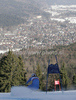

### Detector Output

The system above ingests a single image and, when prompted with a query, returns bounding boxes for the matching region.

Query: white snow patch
[51,18,65,22]
[51,5,76,10]
[0,48,21,54]
[65,17,76,23]
[50,17,76,24]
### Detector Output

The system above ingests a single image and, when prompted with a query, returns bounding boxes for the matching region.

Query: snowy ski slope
[0,86,76,100]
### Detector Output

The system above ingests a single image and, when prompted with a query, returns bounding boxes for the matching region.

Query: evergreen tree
[60,63,70,90]
[0,50,26,92]
[72,74,76,89]
[35,64,44,90]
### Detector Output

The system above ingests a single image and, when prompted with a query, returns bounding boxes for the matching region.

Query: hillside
[15,42,76,78]
[15,0,76,5]
[0,0,49,27]
[45,0,76,5]
[1,0,76,27]
[0,42,76,91]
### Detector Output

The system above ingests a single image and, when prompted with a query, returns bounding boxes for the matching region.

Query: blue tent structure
[46,55,63,93]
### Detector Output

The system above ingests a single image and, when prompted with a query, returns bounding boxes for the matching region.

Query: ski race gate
[46,55,63,93]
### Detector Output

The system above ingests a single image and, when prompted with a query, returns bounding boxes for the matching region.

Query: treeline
[19,42,76,78]
[0,49,76,92]
[0,50,26,92]
[18,42,76,90]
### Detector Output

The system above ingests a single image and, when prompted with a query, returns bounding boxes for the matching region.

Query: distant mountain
[44,0,76,5]
[0,0,49,27]
[15,0,76,5]
[0,0,76,16]
[0,0,76,27]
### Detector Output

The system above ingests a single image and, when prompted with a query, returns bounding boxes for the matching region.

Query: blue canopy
[48,63,60,74]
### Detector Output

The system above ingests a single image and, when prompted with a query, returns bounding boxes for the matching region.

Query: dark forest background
[0,42,76,92]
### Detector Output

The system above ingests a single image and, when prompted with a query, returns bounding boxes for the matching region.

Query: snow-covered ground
[0,86,76,100]
[0,48,21,54]
[44,5,76,23]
